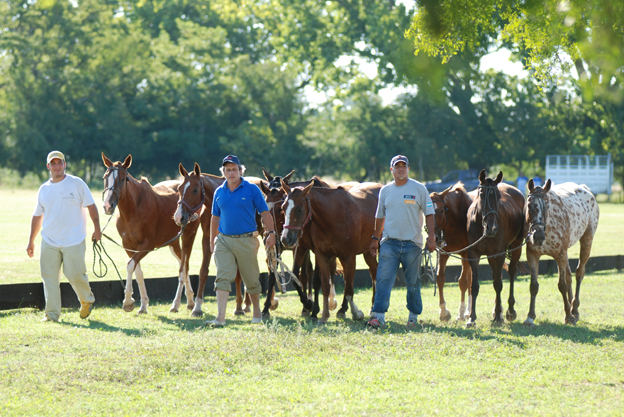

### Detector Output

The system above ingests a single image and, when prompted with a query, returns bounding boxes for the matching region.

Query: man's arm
[425,214,436,252]
[210,215,220,254]
[27,215,43,258]
[369,217,385,256]
[259,211,276,249]
[87,204,101,242]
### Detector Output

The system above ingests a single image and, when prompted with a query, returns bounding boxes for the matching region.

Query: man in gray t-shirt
[367,155,436,330]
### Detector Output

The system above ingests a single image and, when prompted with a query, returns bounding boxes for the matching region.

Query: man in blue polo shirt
[207,154,276,327]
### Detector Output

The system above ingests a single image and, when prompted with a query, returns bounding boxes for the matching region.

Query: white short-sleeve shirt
[33,174,95,247]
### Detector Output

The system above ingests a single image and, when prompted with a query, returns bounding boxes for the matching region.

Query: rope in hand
[421,248,438,296]
[92,238,125,289]
[265,243,303,291]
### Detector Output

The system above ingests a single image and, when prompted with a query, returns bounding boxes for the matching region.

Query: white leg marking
[134,263,149,314]
[123,259,136,311]
[348,296,364,320]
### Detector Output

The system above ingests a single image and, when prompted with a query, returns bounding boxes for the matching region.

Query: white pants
[40,240,95,320]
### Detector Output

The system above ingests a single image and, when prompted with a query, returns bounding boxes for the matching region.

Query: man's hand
[26,241,35,258]
[369,239,379,256]
[264,232,276,249]
[92,229,102,242]
[426,234,436,252]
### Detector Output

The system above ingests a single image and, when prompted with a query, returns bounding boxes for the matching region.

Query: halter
[102,167,126,208]
[478,184,499,224]
[177,178,206,218]
[526,191,547,237]
[283,197,312,232]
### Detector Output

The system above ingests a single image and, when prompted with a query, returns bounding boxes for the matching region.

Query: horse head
[174,162,204,226]
[260,169,295,236]
[101,152,132,215]
[526,178,552,245]
[430,185,452,247]
[280,179,314,249]
[477,169,503,238]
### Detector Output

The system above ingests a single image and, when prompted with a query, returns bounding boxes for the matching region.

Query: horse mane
[450,181,467,193]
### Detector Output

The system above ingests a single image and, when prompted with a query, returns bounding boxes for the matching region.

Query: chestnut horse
[259,169,337,316]
[101,153,200,314]
[280,181,382,323]
[174,162,267,317]
[430,182,477,321]
[466,170,525,327]
[524,179,599,325]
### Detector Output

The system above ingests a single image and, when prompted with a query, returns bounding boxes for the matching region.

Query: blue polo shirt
[212,178,269,235]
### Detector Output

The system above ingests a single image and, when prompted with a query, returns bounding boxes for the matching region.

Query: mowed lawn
[1,271,623,416]
[1,188,623,416]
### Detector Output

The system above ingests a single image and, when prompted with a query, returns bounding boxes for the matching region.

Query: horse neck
[117,174,153,219]
[445,191,472,231]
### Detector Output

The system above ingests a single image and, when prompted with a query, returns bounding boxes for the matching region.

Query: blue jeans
[372,239,423,316]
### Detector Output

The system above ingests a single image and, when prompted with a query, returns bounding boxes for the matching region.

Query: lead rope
[421,248,438,296]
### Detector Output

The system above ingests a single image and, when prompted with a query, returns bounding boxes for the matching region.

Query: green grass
[1,271,623,416]
[2,188,622,284]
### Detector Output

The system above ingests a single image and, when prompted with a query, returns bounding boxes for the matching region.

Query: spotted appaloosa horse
[466,170,525,327]
[430,183,477,321]
[524,179,599,325]
[280,180,381,323]
[101,153,200,314]
[174,162,265,317]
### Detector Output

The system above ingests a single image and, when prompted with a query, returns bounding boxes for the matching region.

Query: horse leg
[572,232,594,323]
[180,224,199,311]
[262,271,276,320]
[556,254,575,324]
[191,231,211,317]
[311,262,322,321]
[437,254,451,321]
[457,256,472,321]
[505,243,521,322]
[524,248,540,326]
[362,251,378,312]
[466,254,480,327]
[234,271,246,315]
[123,256,138,312]
[328,257,337,311]
[488,255,505,325]
[134,262,149,314]
[316,255,332,324]
[169,244,185,313]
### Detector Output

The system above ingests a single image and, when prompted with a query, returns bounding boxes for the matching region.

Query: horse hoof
[270,299,279,311]
[523,318,535,326]
[186,302,195,311]
[138,309,148,315]
[169,306,179,313]
[440,309,451,322]
[466,320,476,328]
[243,306,251,314]
[506,309,517,322]
[123,302,135,312]
[191,309,203,318]
[491,318,503,327]
[234,309,245,316]
[336,310,346,319]
[262,311,271,321]
[301,308,311,317]
[352,310,364,321]
[329,300,337,311]
[565,316,577,325]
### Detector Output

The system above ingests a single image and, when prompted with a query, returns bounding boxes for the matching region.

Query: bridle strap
[178,178,205,215]
[479,185,498,221]
[283,197,312,231]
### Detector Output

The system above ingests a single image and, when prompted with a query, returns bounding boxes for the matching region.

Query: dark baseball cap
[222,154,241,166]
[390,154,409,167]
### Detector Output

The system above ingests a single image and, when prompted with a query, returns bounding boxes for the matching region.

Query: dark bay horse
[174,162,266,317]
[259,169,337,317]
[466,170,525,327]
[430,182,477,321]
[101,153,200,314]
[280,180,382,323]
[524,179,599,325]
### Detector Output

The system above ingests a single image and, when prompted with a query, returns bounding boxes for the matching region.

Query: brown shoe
[80,301,94,319]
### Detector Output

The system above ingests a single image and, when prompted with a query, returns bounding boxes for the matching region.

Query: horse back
[548,183,599,247]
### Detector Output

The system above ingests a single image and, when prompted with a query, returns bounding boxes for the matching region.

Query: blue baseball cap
[390,154,409,168]
[222,154,241,166]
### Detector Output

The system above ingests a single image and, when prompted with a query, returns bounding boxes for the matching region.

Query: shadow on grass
[58,319,143,336]
[507,320,624,344]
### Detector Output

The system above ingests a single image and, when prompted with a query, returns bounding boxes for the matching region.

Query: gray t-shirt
[375,178,434,247]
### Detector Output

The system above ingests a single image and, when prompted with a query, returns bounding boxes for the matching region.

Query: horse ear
[302,180,314,196]
[440,184,453,196]
[123,154,132,169]
[528,179,535,193]
[544,179,552,192]
[193,162,201,176]
[262,168,273,181]
[495,171,503,184]
[280,179,291,194]
[101,152,112,168]
[260,180,270,195]
[283,169,296,183]
[479,169,486,183]
[179,163,188,177]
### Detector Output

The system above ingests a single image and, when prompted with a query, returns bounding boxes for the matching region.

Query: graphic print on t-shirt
[403,194,416,205]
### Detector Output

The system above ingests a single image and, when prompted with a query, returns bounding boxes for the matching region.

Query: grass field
[1,188,623,286]
[1,271,623,416]
[1,187,623,416]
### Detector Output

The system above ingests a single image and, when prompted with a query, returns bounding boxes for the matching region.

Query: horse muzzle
[103,202,117,216]
[280,229,299,249]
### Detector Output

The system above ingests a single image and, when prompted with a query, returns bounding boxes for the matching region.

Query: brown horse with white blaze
[524,179,599,325]
[466,170,525,327]
[280,180,382,323]
[430,182,477,321]
[101,153,200,314]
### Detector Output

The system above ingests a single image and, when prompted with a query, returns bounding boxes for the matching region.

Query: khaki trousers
[40,240,95,320]
[214,234,261,294]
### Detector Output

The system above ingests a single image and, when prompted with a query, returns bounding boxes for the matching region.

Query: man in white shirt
[367,155,436,330]
[26,150,101,322]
